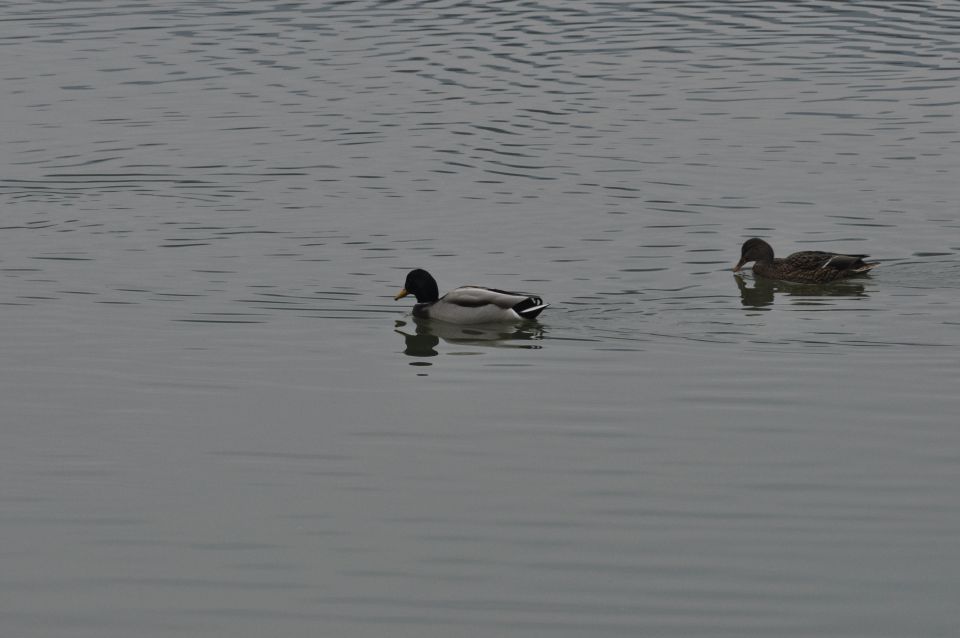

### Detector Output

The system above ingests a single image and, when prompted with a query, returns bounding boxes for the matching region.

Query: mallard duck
[394,268,548,324]
[733,238,878,284]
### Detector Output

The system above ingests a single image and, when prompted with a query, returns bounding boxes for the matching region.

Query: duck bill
[732,258,747,273]
[394,288,409,301]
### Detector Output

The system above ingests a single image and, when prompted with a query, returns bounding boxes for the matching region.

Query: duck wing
[784,250,875,272]
[445,286,535,309]
[428,286,548,323]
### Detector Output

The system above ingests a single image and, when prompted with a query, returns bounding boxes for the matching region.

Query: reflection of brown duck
[734,274,776,308]
[735,273,869,309]
[733,238,878,284]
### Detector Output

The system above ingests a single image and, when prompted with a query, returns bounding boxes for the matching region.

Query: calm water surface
[2,2,959,636]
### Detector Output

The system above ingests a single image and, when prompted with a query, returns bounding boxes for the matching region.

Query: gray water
[2,1,959,636]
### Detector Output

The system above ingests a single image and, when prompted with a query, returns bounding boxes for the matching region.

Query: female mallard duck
[733,238,878,284]
[394,268,548,324]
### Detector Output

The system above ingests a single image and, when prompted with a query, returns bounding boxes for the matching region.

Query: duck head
[394,268,440,303]
[733,238,775,272]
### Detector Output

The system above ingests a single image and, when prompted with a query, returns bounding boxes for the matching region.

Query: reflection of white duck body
[394,269,548,325]
[396,318,544,347]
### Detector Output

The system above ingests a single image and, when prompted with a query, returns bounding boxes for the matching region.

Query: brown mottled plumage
[733,238,878,284]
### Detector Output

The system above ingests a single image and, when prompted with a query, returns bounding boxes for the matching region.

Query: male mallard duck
[733,238,878,284]
[394,268,548,324]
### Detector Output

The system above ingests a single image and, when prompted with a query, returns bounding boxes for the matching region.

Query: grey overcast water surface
[2,2,959,636]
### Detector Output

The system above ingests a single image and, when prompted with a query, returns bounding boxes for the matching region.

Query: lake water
[2,1,959,636]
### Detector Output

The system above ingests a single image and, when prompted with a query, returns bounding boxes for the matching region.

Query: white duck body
[422,286,546,324]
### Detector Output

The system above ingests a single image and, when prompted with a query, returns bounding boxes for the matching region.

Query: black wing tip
[514,297,549,319]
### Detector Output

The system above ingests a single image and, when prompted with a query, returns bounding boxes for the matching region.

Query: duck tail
[824,254,879,274]
[514,297,549,320]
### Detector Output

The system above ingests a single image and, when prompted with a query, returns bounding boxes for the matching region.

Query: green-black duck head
[394,268,440,303]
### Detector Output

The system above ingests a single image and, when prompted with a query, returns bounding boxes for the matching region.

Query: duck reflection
[395,317,544,359]
[735,274,869,309]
